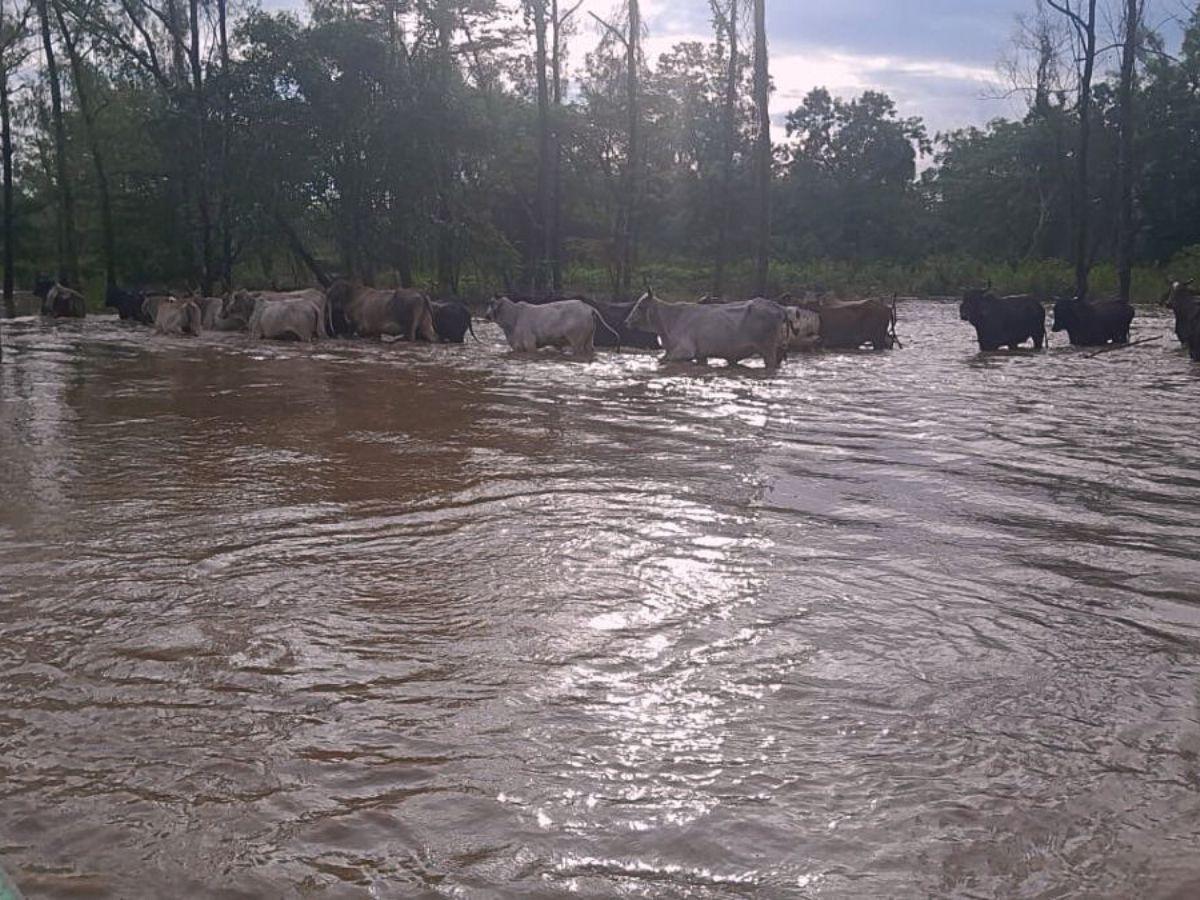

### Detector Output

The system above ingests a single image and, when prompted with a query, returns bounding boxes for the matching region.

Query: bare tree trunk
[713,0,738,298]
[55,1,116,291]
[433,2,456,295]
[550,0,564,291]
[275,210,331,288]
[36,0,78,287]
[217,0,232,291]
[1116,0,1141,303]
[752,0,769,296]
[187,0,212,295]
[1049,0,1097,300]
[2,72,15,316]
[618,0,639,299]
[532,0,551,291]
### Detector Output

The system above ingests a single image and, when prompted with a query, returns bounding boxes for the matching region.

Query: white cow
[487,296,619,356]
[248,295,326,342]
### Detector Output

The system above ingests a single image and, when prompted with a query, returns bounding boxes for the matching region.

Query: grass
[554,255,1187,305]
[59,247,1200,311]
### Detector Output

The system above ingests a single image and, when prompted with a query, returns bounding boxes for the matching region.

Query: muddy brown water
[1,304,1199,899]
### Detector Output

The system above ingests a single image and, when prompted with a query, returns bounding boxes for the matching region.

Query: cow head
[959,288,992,323]
[33,277,55,300]
[182,300,203,336]
[223,290,258,324]
[1162,279,1195,310]
[1051,296,1082,333]
[485,294,511,323]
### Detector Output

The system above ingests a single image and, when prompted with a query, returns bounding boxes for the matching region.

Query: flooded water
[2,303,1199,899]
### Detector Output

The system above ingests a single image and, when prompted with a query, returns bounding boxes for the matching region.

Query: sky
[597,0,1027,137]
[265,0,1192,140]
[563,0,1189,139]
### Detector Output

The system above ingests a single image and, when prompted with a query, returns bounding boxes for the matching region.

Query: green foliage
[3,1,1200,303]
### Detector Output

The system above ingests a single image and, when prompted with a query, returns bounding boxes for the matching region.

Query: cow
[326,280,436,341]
[780,306,821,354]
[34,280,86,318]
[794,297,896,350]
[486,295,620,356]
[194,296,233,330]
[224,289,330,337]
[429,300,477,344]
[153,297,203,336]
[959,289,1046,351]
[105,285,148,321]
[140,292,177,325]
[585,298,660,349]
[248,295,325,341]
[1051,296,1134,346]
[624,293,787,373]
[1162,280,1200,355]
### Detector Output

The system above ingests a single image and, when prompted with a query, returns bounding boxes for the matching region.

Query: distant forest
[0,0,1198,304]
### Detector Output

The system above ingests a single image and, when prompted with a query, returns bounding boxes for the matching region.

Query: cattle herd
[23,276,1200,368]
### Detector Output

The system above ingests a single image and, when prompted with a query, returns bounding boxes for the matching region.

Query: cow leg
[762,347,780,374]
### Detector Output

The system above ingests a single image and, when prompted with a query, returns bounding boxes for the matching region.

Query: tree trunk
[217,0,233,291]
[713,0,738,298]
[752,0,770,296]
[187,0,212,295]
[618,0,640,299]
[275,211,332,288]
[55,1,116,291]
[550,0,564,291]
[2,72,15,317]
[1050,0,1098,300]
[533,0,552,291]
[1116,0,1140,303]
[36,0,78,287]
[433,3,456,295]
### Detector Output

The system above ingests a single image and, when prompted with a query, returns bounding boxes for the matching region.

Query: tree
[1047,0,1099,299]
[780,88,930,260]
[1115,0,1144,301]
[36,0,78,286]
[54,0,116,291]
[0,0,30,316]
[527,0,552,291]
[712,0,740,297]
[621,0,640,298]
[751,0,769,295]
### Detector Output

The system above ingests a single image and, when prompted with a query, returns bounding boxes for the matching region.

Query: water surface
[1,305,1199,898]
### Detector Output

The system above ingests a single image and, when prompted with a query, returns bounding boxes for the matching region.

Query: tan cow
[153,297,204,336]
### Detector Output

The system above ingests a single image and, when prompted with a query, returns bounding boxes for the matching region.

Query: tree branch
[588,11,626,48]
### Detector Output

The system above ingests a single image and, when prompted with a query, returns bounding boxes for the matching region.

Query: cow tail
[594,310,621,352]
[467,314,480,342]
[889,294,903,350]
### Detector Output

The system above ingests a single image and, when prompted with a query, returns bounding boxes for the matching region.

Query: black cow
[1051,296,1134,346]
[586,298,659,349]
[429,300,477,343]
[1162,281,1200,356]
[33,278,87,318]
[959,289,1046,351]
[105,285,149,322]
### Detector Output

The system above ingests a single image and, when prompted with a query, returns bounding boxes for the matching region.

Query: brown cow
[795,297,897,350]
[326,280,436,341]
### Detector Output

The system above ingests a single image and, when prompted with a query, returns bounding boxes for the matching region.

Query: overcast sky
[598,0,1027,136]
[267,0,1191,139]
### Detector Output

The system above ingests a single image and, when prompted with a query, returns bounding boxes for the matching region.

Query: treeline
[0,0,1198,306]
